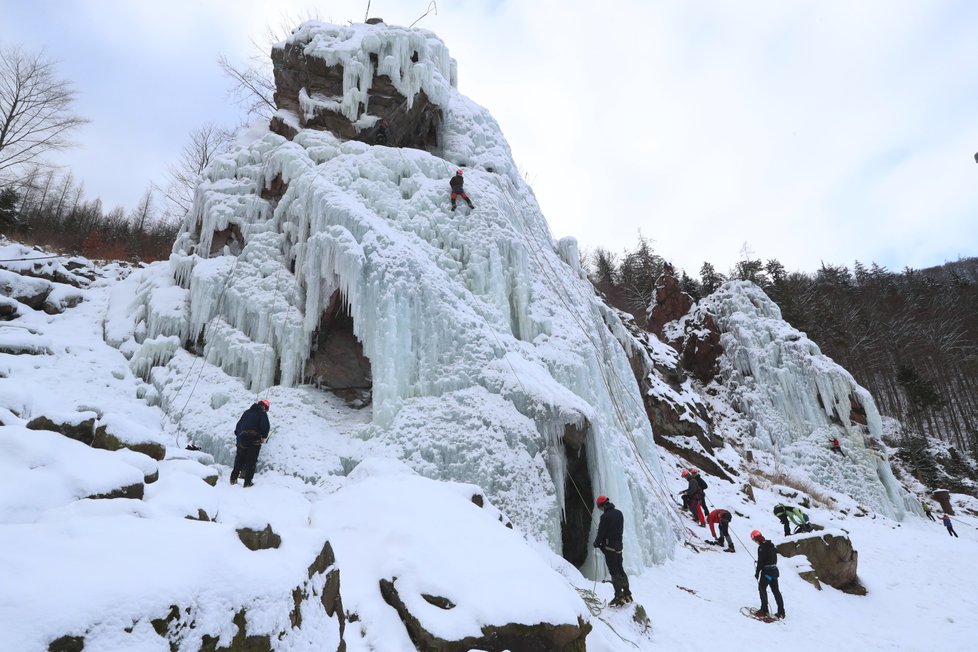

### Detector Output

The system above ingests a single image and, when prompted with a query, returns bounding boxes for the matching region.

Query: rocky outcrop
[561,421,594,566]
[305,290,372,406]
[379,577,590,651]
[236,524,282,551]
[26,415,166,460]
[647,265,693,339]
[776,532,865,595]
[270,30,442,151]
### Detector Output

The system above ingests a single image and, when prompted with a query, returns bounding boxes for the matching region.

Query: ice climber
[682,469,707,526]
[449,168,475,211]
[787,506,813,533]
[230,399,270,488]
[942,514,959,537]
[594,495,632,606]
[773,504,791,536]
[830,437,844,455]
[751,530,785,619]
[707,508,735,552]
[922,502,935,521]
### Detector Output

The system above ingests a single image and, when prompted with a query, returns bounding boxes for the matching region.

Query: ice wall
[129,21,678,568]
[698,281,918,518]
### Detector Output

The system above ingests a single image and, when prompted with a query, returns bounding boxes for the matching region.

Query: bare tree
[158,123,233,221]
[218,10,322,121]
[0,45,89,186]
[218,54,277,121]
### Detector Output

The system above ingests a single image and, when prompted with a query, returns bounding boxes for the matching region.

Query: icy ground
[1,250,975,651]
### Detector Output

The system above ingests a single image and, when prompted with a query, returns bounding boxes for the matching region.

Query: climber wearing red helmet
[231,399,271,488]
[593,495,632,606]
[752,531,785,619]
[449,168,475,212]
[684,469,708,527]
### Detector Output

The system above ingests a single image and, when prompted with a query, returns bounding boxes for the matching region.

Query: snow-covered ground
[1,248,976,651]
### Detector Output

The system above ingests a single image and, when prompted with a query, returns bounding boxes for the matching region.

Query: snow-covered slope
[683,282,918,518]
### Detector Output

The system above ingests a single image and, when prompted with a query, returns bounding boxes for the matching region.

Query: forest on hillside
[589,239,978,468]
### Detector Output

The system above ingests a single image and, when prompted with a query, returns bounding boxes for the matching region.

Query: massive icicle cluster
[111,21,678,567]
[691,282,918,518]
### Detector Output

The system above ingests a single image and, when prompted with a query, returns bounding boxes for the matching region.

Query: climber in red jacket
[707,509,735,552]
[449,169,475,212]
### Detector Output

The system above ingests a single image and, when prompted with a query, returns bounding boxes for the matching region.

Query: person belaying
[594,495,632,606]
[375,119,389,146]
[830,437,845,455]
[230,399,270,488]
[751,530,785,619]
[786,506,813,533]
[682,469,707,526]
[773,504,791,536]
[942,514,959,537]
[449,168,475,212]
[922,502,935,521]
[707,508,735,552]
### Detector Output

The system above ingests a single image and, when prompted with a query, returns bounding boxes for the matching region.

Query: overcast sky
[3,0,977,276]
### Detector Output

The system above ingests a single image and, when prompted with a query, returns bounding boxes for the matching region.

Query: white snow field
[1,239,977,650]
[1,19,976,652]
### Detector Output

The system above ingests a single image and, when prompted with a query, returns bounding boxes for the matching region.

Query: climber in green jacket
[786,506,813,533]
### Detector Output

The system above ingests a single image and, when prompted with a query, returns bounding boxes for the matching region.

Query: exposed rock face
[647,265,693,339]
[236,524,283,551]
[270,31,442,151]
[25,415,166,461]
[776,532,865,595]
[676,312,723,384]
[305,290,372,400]
[561,421,594,566]
[379,577,590,651]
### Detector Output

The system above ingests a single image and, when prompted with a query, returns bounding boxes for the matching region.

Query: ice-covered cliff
[680,281,918,518]
[112,21,680,569]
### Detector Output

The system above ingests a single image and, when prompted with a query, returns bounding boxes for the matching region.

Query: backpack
[696,476,708,490]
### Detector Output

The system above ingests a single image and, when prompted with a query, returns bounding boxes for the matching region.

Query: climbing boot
[756,608,769,617]
[243,481,254,488]
[725,546,736,553]
[775,610,785,619]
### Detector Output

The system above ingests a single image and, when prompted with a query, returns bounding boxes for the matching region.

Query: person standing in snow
[230,399,270,488]
[922,502,935,521]
[682,469,707,526]
[751,530,785,619]
[942,514,959,537]
[594,495,632,606]
[707,508,735,552]
[773,504,792,536]
[449,168,474,212]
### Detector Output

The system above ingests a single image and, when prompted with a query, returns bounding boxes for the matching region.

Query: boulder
[26,415,166,460]
[236,524,282,551]
[379,577,590,651]
[776,532,866,595]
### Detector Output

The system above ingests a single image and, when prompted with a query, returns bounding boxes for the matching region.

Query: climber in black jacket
[594,495,632,606]
[751,530,785,619]
[230,399,270,488]
[449,169,474,212]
